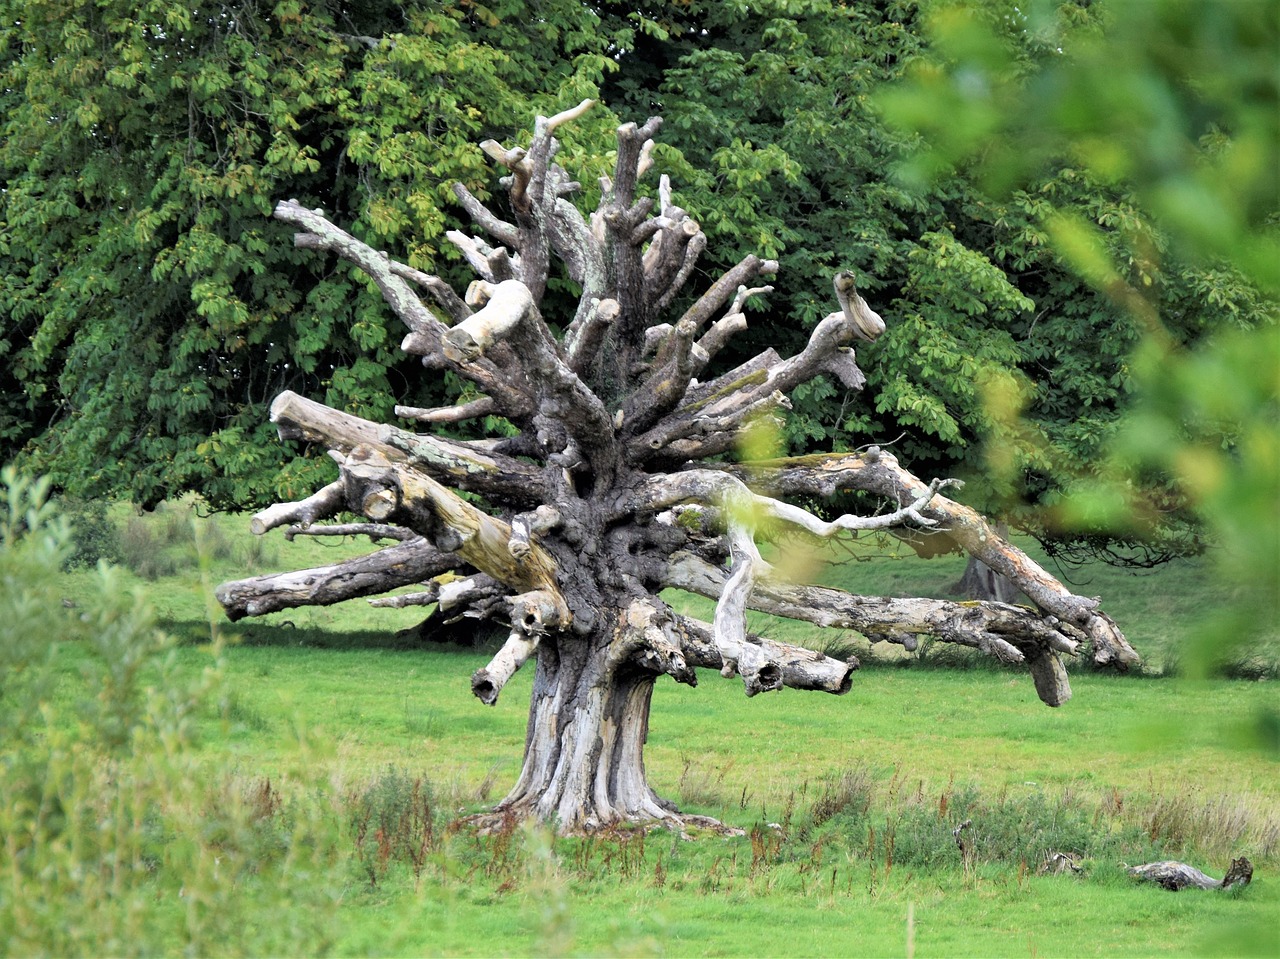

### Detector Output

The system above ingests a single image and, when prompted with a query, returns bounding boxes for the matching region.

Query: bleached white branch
[470,589,565,705]
[395,397,497,425]
[540,98,596,134]
[249,480,345,536]
[472,627,540,706]
[713,516,782,697]
[443,279,534,362]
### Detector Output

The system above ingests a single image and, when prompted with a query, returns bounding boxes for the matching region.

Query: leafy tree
[879,0,1277,656]
[4,0,1267,584]
[0,0,623,507]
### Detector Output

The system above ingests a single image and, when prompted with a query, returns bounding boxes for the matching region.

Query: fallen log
[1128,857,1253,891]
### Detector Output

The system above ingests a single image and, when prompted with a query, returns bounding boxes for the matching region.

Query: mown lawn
[17,501,1279,957]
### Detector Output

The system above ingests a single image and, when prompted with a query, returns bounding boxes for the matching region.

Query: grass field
[4,496,1278,956]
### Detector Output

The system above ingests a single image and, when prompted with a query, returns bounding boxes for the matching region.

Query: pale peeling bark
[723,449,1139,668]
[216,102,1137,833]
[215,539,456,620]
[1129,857,1252,891]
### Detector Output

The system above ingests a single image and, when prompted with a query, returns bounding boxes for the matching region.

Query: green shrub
[0,467,342,955]
[59,496,122,569]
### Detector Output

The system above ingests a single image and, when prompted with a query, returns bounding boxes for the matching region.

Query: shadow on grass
[161,617,489,653]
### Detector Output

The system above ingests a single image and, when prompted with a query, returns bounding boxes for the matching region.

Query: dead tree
[215,102,1139,833]
[1128,857,1253,891]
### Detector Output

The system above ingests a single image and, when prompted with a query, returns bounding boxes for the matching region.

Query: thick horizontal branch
[395,397,497,425]
[675,616,854,695]
[729,449,1139,669]
[628,468,945,696]
[283,522,413,543]
[610,598,698,687]
[215,539,457,621]
[663,551,1075,706]
[368,572,504,613]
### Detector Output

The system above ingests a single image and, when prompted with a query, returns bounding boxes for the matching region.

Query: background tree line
[1,0,1274,598]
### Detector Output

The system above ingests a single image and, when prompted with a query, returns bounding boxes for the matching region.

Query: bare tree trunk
[487,626,674,831]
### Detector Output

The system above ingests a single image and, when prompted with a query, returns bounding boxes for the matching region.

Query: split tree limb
[609,598,698,687]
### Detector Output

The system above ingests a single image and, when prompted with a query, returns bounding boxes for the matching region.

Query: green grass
[24,500,1280,956]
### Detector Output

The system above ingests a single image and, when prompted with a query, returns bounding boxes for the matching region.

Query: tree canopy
[2,0,1273,577]
[1,0,626,506]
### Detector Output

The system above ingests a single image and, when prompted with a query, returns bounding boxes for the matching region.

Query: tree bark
[1128,857,1253,891]
[479,601,692,833]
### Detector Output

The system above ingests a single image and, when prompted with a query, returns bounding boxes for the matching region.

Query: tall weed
[349,766,440,888]
[117,501,235,579]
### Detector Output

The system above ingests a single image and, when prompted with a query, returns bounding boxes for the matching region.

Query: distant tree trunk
[954,523,1021,602]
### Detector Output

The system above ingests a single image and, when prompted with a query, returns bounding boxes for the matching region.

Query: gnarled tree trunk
[215,102,1138,833]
